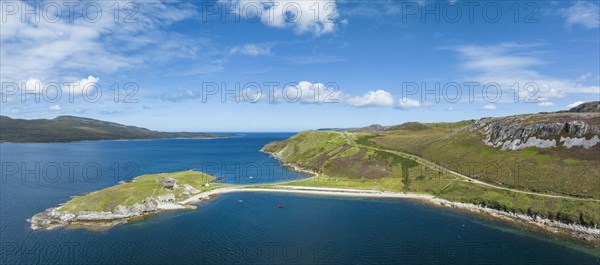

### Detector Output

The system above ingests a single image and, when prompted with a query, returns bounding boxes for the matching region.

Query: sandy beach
[179,186,435,204]
[177,185,600,242]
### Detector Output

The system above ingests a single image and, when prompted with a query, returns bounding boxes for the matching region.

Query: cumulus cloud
[346,90,394,107]
[5,76,99,104]
[65,76,100,95]
[398,98,432,109]
[577,72,593,82]
[567,101,586,109]
[230,44,271,56]
[23,78,44,94]
[218,0,343,36]
[273,81,341,103]
[537,101,555,107]
[243,84,399,108]
[559,1,600,29]
[482,104,497,110]
[49,104,61,111]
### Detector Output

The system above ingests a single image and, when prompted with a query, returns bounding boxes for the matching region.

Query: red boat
[278,204,285,208]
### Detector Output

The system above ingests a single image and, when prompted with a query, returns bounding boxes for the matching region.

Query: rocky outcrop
[471,112,600,150]
[29,195,188,230]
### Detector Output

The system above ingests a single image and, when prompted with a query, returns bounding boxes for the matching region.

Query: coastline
[181,186,600,242]
[29,150,600,245]
[258,148,600,244]
[28,182,600,244]
[1,134,236,144]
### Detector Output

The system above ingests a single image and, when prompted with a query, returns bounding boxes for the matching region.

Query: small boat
[249,176,254,179]
[238,200,243,203]
[278,204,285,208]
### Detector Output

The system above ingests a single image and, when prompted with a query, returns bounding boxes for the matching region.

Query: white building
[157,193,175,203]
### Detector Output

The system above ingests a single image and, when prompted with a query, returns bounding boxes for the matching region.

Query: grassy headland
[57,170,217,214]
[29,170,227,230]
[261,126,600,229]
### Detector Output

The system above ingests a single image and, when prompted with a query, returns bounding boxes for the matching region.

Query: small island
[30,170,222,230]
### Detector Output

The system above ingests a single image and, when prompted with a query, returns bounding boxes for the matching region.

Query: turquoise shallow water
[1,134,598,264]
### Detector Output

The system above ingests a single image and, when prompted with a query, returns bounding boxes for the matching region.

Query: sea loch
[1,134,598,264]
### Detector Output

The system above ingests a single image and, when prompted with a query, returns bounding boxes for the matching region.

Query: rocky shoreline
[261,148,600,243]
[28,184,600,243]
[29,202,195,230]
[29,152,600,244]
[429,198,600,242]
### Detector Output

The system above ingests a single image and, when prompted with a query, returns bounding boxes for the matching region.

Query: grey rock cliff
[471,112,600,150]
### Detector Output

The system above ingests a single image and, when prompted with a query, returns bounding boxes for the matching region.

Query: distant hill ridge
[0,115,227,143]
[320,102,600,141]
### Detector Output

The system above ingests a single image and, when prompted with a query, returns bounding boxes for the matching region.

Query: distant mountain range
[0,115,228,143]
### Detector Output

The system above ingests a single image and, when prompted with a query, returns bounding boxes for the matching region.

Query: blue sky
[1,0,599,131]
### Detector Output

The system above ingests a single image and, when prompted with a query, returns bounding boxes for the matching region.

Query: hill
[0,115,227,143]
[563,101,600,113]
[262,102,600,229]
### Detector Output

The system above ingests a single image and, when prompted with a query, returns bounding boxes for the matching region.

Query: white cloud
[23,78,44,94]
[170,81,396,108]
[7,76,99,104]
[577,72,593,81]
[455,43,544,71]
[65,76,100,95]
[482,104,496,110]
[273,81,341,103]
[218,0,342,36]
[559,1,600,29]
[537,101,555,107]
[10,109,20,114]
[398,98,432,109]
[160,88,201,102]
[451,43,600,101]
[1,1,200,83]
[230,44,271,56]
[49,104,61,111]
[346,90,394,107]
[567,101,586,109]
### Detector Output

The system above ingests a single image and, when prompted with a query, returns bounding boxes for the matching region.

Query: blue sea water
[0,133,598,264]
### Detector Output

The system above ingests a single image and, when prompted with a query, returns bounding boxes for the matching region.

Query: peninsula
[30,170,222,230]
[29,102,600,244]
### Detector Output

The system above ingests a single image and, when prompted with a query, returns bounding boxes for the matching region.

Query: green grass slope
[57,170,216,214]
[263,120,600,227]
[360,118,599,200]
